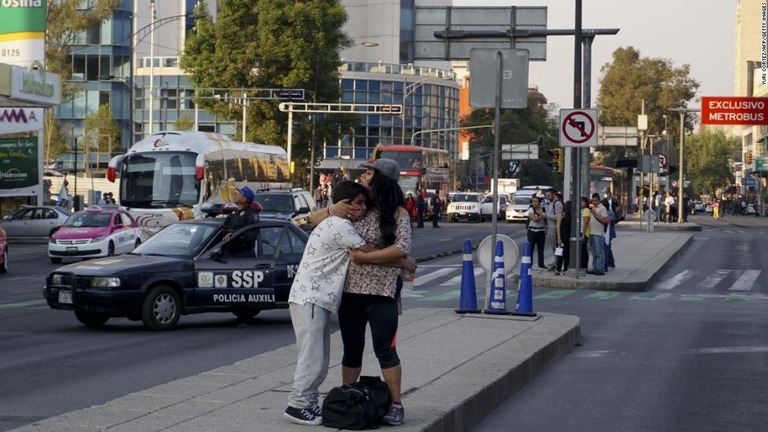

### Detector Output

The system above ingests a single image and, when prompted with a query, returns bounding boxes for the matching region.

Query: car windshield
[452,193,479,202]
[512,197,532,205]
[133,223,221,257]
[254,195,293,212]
[64,213,111,227]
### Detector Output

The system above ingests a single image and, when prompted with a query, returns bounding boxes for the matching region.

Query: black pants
[338,293,400,370]
[432,209,441,227]
[527,229,546,267]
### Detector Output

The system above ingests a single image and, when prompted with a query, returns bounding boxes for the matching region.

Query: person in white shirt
[285,180,415,426]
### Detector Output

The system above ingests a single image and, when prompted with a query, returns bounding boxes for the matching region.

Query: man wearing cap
[223,186,258,243]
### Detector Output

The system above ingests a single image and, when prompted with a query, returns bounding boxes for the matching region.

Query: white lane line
[414,268,455,286]
[658,270,693,290]
[691,346,768,354]
[728,270,761,291]
[698,269,731,289]
[440,267,484,286]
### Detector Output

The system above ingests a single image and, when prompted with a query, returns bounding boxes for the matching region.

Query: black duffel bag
[321,376,392,430]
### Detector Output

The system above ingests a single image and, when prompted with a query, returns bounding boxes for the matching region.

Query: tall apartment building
[56,0,460,174]
[734,0,767,189]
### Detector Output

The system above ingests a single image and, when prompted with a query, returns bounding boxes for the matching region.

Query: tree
[46,0,118,98]
[684,128,740,198]
[44,109,69,163]
[174,114,195,131]
[181,0,354,185]
[596,47,700,165]
[84,104,120,153]
[460,97,560,190]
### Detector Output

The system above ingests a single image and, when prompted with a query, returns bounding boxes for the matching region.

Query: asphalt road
[0,220,527,432]
[472,215,768,432]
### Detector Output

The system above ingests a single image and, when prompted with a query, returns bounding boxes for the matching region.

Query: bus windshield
[119,152,200,208]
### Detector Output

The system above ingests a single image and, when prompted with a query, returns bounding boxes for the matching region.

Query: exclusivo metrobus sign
[701,96,768,125]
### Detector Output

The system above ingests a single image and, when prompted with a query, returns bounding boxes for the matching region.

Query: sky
[452,0,738,110]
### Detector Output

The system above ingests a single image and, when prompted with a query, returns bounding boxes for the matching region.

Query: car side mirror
[209,249,225,263]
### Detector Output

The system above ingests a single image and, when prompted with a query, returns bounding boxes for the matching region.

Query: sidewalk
[13,217,707,432]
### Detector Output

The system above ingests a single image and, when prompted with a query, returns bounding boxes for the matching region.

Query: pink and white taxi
[48,207,146,264]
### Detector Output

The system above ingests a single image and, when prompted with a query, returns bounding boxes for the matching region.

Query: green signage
[755,158,768,173]
[0,138,38,190]
[0,0,46,35]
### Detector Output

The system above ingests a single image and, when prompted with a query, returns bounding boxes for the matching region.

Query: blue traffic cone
[484,240,512,315]
[514,242,537,317]
[456,239,481,314]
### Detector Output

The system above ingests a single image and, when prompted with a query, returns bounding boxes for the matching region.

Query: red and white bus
[371,145,450,197]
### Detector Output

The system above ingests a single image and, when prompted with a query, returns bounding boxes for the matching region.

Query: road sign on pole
[470,49,529,109]
[559,109,598,147]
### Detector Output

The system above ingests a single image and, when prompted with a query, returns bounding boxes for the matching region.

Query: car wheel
[141,286,181,331]
[107,241,115,257]
[50,257,62,264]
[0,245,7,273]
[75,311,109,327]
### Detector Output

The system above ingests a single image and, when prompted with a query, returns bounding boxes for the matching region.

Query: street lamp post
[401,78,431,145]
[133,1,203,137]
[668,107,700,224]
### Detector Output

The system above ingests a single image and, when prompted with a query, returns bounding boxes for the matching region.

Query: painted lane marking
[439,267,484,286]
[658,269,693,290]
[584,291,621,300]
[698,269,731,289]
[630,293,672,301]
[690,346,768,354]
[535,290,577,299]
[0,300,47,310]
[728,270,761,291]
[414,268,456,286]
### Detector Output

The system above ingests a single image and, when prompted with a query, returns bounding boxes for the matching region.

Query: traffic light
[546,148,564,174]
[746,152,753,165]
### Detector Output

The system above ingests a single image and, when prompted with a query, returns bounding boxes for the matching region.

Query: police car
[43,217,308,330]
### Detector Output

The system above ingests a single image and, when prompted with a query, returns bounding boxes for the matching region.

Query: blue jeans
[589,235,606,272]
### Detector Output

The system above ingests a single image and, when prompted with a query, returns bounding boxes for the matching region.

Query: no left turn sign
[559,109,598,147]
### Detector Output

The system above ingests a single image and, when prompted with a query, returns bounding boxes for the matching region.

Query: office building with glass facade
[55,0,459,174]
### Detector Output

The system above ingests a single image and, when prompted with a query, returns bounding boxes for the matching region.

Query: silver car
[0,206,72,239]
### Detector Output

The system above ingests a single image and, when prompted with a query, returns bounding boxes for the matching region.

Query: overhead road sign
[414,6,547,60]
[469,49,529,109]
[701,96,768,125]
[559,109,598,147]
[501,143,537,160]
[278,103,402,114]
[597,125,638,147]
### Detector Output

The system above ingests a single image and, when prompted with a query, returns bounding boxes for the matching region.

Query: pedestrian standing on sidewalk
[284,181,369,426]
[430,193,443,228]
[545,188,563,270]
[318,158,412,426]
[525,196,548,269]
[415,193,425,228]
[579,196,591,272]
[586,193,608,275]
[555,200,572,275]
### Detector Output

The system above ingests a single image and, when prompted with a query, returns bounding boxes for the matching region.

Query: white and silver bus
[108,131,289,233]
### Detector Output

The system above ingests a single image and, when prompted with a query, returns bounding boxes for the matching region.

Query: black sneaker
[308,402,322,417]
[381,402,404,426]
[284,406,321,426]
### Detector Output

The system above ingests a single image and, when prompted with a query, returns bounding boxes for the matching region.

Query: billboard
[0,137,40,197]
[0,0,47,67]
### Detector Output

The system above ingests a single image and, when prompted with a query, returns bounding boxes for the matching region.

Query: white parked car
[446,192,484,222]
[480,194,508,220]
